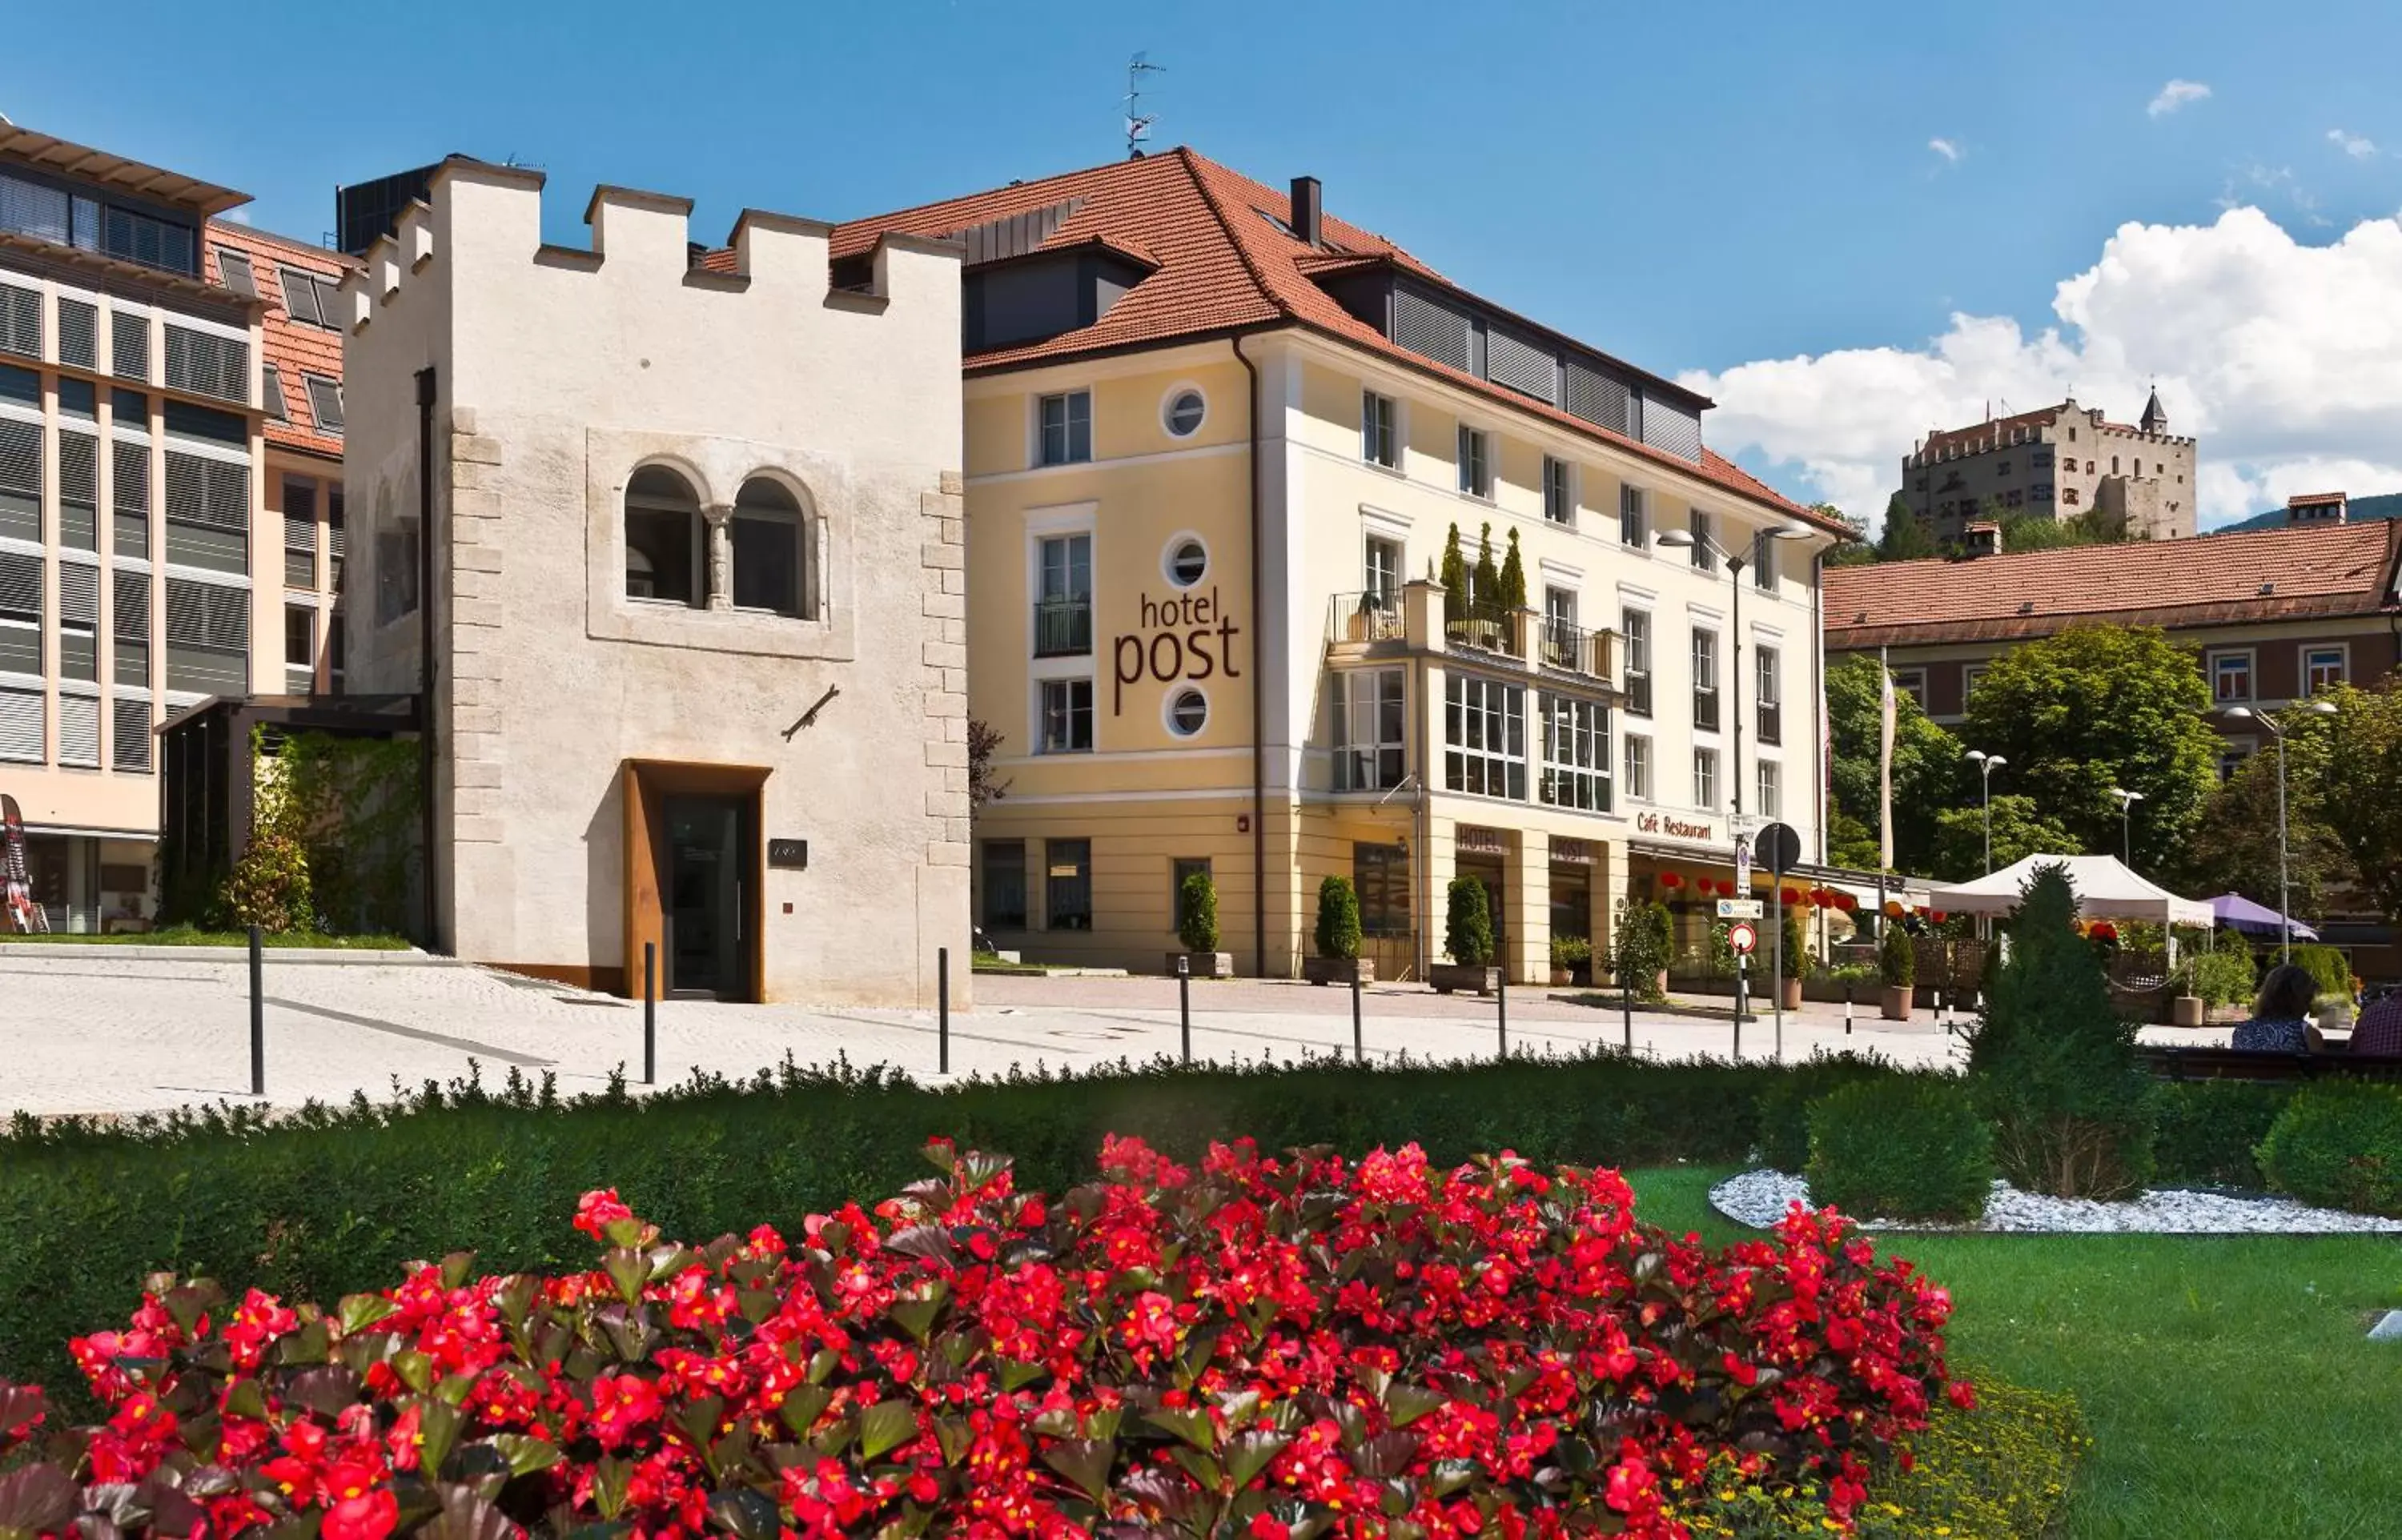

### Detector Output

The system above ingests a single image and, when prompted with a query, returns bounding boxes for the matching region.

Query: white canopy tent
[1926,854,2214,927]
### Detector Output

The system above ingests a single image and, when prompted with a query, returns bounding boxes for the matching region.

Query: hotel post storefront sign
[1111,586,1243,713]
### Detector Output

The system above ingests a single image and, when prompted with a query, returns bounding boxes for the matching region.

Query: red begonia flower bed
[0,1137,1967,1538]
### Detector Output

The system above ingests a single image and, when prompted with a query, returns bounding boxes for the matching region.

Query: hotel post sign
[1111,586,1244,714]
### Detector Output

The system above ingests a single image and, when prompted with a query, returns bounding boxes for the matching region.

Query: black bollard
[1844,982,1854,1036]
[938,945,950,1075]
[248,924,264,1097]
[1351,973,1364,1064]
[1178,953,1191,1065]
[1621,965,1633,1053]
[643,940,657,1086]
[1496,968,1508,1060]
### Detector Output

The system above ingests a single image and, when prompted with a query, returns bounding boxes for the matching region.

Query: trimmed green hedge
[2152,1079,2296,1189]
[1808,1077,1996,1223]
[2258,1081,2402,1217]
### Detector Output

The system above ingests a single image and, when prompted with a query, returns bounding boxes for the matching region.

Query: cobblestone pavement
[0,948,2213,1117]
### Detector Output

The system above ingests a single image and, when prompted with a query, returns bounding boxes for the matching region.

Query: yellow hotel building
[838,151,1846,980]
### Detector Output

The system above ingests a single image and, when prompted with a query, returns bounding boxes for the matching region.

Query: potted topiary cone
[1430,876,1500,995]
[1878,920,1916,1021]
[1168,868,1232,978]
[1778,904,1808,1011]
[1304,874,1374,985]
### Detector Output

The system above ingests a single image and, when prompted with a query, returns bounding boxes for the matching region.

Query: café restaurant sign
[1637,811,1716,843]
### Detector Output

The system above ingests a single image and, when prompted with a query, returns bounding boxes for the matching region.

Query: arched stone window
[731,475,809,619]
[625,466,701,606]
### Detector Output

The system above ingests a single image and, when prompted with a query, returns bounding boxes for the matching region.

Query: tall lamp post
[1654,523,1812,826]
[2107,787,2144,867]
[2222,701,2336,963]
[1965,749,2007,872]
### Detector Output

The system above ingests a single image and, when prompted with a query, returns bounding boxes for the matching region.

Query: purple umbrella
[2209,892,2318,940]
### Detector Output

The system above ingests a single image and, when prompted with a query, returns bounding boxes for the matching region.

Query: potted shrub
[1430,876,1500,995]
[1878,920,1916,1021]
[1168,868,1232,978]
[2171,946,2254,1028]
[1778,904,1809,1010]
[1303,874,1373,985]
[1549,933,1590,987]
[1611,899,1673,1001]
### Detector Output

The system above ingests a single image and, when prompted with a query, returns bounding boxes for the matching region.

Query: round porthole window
[1165,536,1209,588]
[1167,687,1209,737]
[1164,388,1207,437]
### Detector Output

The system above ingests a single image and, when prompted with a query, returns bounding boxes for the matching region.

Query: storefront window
[1045,839,1092,931]
[981,840,1026,930]
[1353,843,1410,937]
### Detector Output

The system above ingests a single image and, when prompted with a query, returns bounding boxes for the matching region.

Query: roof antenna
[1124,51,1164,159]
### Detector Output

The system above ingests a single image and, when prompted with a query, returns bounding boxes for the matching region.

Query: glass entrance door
[664,795,753,1001]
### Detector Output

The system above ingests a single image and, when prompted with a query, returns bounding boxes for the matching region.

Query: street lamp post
[1655,524,1812,828]
[2222,702,2337,963]
[1965,750,2006,872]
[2107,787,2144,868]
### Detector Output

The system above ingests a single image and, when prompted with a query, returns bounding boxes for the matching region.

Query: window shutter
[112,440,149,514]
[277,267,324,327]
[1392,286,1470,371]
[114,568,151,639]
[111,311,150,381]
[0,283,38,359]
[304,376,343,433]
[57,299,97,369]
[58,694,98,766]
[0,687,42,762]
[0,419,38,502]
[58,563,98,628]
[166,577,248,649]
[1485,326,1557,404]
[0,551,39,623]
[164,325,249,403]
[164,451,250,531]
[112,694,151,771]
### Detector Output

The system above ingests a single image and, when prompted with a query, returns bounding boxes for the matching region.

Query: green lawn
[1626,1166,2402,1539]
[0,927,412,949]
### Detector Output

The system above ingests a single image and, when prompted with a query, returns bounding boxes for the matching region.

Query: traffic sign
[1728,920,1759,955]
[1757,820,1803,876]
[1716,898,1764,919]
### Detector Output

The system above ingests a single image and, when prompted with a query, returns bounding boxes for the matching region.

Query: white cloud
[1928,138,1962,165]
[2148,79,2212,117]
[2328,127,2378,159]
[1684,207,2402,528]
[220,208,252,226]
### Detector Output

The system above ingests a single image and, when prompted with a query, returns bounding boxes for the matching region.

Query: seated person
[2231,963,2324,1052]
[2352,990,2402,1057]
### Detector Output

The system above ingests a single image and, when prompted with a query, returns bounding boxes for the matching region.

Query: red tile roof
[1825,521,2402,648]
[829,148,1838,533]
[204,221,352,462]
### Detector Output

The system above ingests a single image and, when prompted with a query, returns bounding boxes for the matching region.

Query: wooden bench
[2139,1045,2402,1083]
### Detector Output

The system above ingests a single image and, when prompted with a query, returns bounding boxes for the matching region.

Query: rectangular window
[1038,391,1092,466]
[163,324,248,403]
[1755,645,1781,745]
[1625,733,1651,800]
[304,375,344,435]
[1542,455,1573,523]
[1757,760,1782,820]
[285,604,315,668]
[1753,528,1777,589]
[1361,391,1399,469]
[981,840,1027,929]
[1894,668,1927,711]
[2304,646,2347,695]
[1044,839,1092,930]
[1171,857,1212,935]
[1689,507,1713,570]
[57,299,96,370]
[215,250,258,298]
[1354,842,1410,937]
[1621,608,1652,717]
[0,283,36,359]
[261,363,289,421]
[1332,668,1405,791]
[58,431,97,551]
[1444,673,1525,799]
[1456,424,1492,499]
[1692,628,1720,732]
[113,568,149,687]
[103,207,197,275]
[163,451,250,574]
[732,512,805,616]
[1039,677,1094,754]
[2218,743,2253,781]
[1620,484,1647,547]
[376,519,421,624]
[1364,535,1402,606]
[1693,747,1717,809]
[112,695,151,772]
[164,577,248,696]
[111,310,149,383]
[0,418,38,543]
[1034,533,1092,657]
[276,266,342,329]
[1962,663,1988,706]
[2210,651,2253,705]
[58,563,98,682]
[1539,693,1611,812]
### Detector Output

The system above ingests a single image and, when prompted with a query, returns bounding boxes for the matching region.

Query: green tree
[1472,523,1501,620]
[1826,655,1960,873]
[1818,503,1878,568]
[1444,877,1495,966]
[2182,704,2350,920]
[1929,793,2079,881]
[1439,523,1468,618]
[1312,875,1362,961]
[1874,493,1938,562]
[1176,868,1220,953]
[1499,527,1528,612]
[1962,625,2219,876]
[2317,680,2402,929]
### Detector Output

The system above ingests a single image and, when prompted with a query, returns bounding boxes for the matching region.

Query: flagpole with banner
[1878,646,1896,872]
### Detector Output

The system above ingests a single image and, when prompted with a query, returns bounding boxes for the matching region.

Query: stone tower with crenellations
[1894,391,2198,545]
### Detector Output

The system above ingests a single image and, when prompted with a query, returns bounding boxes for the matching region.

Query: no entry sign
[1728,920,1759,955]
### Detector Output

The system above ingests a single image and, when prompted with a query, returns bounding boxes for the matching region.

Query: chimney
[1964,520,2002,558]
[1290,176,1323,246]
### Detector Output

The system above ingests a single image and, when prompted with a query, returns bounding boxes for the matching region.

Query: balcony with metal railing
[1325,592,1407,648]
[1444,607,1524,660]
[1033,596,1092,658]
[1536,620,1614,682]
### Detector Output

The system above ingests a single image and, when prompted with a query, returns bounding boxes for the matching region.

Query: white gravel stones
[1709,1169,2402,1235]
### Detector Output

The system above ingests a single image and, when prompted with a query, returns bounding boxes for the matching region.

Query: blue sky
[6,0,2400,521]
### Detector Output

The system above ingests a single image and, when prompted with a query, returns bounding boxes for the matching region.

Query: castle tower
[2139,384,2167,435]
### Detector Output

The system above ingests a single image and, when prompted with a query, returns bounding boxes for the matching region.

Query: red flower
[1948,1380,1978,1410]
[573,1188,635,1240]
[323,1487,398,1540]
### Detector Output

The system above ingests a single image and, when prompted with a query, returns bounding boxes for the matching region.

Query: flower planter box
[1881,984,1914,1021]
[1430,962,1500,997]
[1169,951,1234,979]
[1779,978,1804,1011]
[2171,994,2207,1029]
[1303,955,1374,986]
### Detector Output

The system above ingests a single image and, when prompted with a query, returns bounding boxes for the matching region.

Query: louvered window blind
[58,431,98,551]
[0,419,38,540]
[164,451,249,530]
[112,439,151,558]
[164,325,248,403]
[0,551,40,623]
[58,693,98,766]
[57,299,97,369]
[112,694,151,771]
[114,568,151,688]
[111,311,149,381]
[0,688,42,763]
[0,284,38,359]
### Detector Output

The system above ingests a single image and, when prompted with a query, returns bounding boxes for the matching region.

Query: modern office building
[835,150,1847,981]
[0,123,345,929]
[1894,393,2196,546]
[338,159,970,1005]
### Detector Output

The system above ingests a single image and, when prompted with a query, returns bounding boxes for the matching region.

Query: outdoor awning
[1926,853,2214,926]
[2208,892,2318,941]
